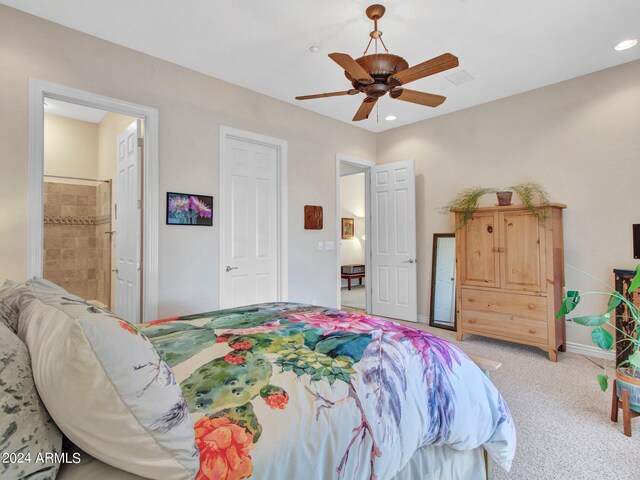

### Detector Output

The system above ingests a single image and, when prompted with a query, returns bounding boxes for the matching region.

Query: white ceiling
[45,98,108,124]
[3,0,639,132]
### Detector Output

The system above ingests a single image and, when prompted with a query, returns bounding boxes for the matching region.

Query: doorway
[336,155,373,313]
[218,126,288,309]
[28,79,159,323]
[41,99,140,319]
[338,164,368,312]
[336,156,418,322]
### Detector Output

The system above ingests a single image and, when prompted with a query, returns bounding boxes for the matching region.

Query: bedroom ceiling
[2,0,639,133]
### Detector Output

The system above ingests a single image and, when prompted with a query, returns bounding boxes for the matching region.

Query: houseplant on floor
[557,265,640,394]
[441,182,550,229]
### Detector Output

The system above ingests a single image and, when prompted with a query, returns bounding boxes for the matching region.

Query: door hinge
[137,137,143,148]
[138,199,142,209]
[114,203,117,219]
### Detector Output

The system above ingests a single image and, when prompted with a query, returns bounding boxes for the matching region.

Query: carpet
[395,322,640,479]
[341,285,366,310]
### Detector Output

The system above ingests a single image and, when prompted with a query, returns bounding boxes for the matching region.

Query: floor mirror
[429,233,457,331]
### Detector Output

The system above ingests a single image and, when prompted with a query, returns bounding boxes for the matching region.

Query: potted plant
[557,265,640,394]
[441,182,550,229]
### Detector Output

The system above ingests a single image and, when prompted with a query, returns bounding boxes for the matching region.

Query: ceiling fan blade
[389,53,459,87]
[353,97,377,121]
[329,53,374,85]
[296,89,359,100]
[390,88,446,107]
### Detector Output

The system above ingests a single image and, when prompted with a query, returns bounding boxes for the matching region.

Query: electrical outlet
[324,241,335,251]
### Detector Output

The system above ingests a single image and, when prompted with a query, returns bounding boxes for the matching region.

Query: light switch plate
[324,241,335,251]
[318,241,324,251]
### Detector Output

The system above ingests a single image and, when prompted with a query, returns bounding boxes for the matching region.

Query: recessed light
[615,39,637,51]
[385,115,397,121]
[309,46,320,53]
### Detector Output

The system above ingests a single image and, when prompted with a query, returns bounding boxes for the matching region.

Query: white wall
[339,173,366,269]
[377,59,640,347]
[0,5,376,316]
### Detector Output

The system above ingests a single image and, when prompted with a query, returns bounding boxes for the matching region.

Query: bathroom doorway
[42,98,140,319]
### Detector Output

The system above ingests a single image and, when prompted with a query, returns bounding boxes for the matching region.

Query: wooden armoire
[454,203,566,361]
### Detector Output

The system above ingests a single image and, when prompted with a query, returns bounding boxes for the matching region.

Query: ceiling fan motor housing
[345,53,408,97]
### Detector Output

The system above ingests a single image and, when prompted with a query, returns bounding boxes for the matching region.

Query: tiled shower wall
[43,181,111,306]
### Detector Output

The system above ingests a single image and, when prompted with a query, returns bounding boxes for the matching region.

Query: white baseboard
[565,341,615,360]
[417,314,429,324]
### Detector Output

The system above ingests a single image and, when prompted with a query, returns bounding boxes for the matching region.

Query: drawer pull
[492,247,505,253]
[529,329,536,334]
[528,304,535,310]
[468,319,476,324]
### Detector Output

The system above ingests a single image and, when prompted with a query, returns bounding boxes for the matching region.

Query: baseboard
[417,314,429,324]
[565,341,615,360]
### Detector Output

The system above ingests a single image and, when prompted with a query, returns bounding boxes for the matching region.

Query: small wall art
[341,217,354,239]
[166,192,213,226]
[304,205,323,230]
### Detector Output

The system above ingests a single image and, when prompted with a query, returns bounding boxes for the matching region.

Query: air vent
[445,70,474,86]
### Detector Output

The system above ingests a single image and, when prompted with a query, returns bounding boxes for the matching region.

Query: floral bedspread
[139,303,516,480]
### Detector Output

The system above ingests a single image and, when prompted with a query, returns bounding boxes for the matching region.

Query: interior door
[221,137,279,308]
[459,212,499,288]
[115,120,142,323]
[499,211,545,291]
[370,159,417,322]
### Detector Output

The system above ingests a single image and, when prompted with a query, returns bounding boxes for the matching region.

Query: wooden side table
[341,273,364,290]
[341,264,365,290]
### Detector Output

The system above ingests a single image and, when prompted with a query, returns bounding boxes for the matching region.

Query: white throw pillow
[17,280,199,480]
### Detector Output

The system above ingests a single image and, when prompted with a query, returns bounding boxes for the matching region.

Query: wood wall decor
[304,205,323,229]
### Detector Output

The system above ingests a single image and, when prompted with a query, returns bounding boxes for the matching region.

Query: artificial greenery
[441,182,550,229]
[558,264,640,391]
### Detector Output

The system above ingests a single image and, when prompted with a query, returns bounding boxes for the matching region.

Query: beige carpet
[392,321,640,479]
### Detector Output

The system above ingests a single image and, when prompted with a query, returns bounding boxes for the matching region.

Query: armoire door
[458,212,499,288]
[498,211,545,291]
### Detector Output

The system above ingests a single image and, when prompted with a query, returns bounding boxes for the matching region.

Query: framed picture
[166,192,213,226]
[341,217,354,239]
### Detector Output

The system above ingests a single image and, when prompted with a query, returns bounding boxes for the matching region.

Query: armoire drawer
[461,288,547,322]
[461,309,548,344]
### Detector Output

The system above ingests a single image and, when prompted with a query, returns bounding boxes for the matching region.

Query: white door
[115,120,141,323]
[370,159,417,321]
[433,236,456,324]
[221,136,279,308]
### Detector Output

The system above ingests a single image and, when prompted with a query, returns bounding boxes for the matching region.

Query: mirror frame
[429,233,457,331]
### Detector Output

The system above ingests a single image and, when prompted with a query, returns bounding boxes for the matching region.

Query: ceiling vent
[445,70,474,86]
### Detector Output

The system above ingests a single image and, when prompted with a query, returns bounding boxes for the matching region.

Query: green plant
[440,182,550,229]
[506,182,550,222]
[557,265,640,391]
[439,187,498,229]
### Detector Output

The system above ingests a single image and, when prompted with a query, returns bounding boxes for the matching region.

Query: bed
[59,302,515,480]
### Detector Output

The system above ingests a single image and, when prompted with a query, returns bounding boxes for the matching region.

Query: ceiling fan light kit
[296,4,460,121]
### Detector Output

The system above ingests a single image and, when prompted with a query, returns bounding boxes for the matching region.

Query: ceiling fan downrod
[364,4,389,55]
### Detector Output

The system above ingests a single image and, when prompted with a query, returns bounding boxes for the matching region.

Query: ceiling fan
[296,4,459,121]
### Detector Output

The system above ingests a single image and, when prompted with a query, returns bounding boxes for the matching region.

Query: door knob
[403,259,415,264]
[225,266,239,272]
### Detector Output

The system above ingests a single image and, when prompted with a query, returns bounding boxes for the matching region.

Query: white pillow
[18,280,199,480]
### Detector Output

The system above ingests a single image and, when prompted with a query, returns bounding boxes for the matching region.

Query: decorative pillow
[17,280,199,480]
[0,279,24,333]
[0,321,63,480]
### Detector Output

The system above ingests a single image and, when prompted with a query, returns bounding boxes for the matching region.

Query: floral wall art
[166,192,213,226]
